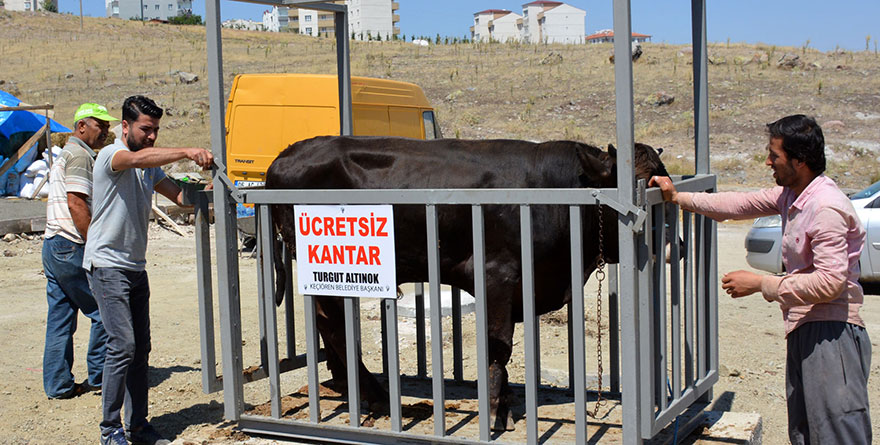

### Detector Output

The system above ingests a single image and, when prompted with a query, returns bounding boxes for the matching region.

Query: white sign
[294,205,397,298]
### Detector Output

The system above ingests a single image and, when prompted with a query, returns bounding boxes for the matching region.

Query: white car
[744,180,880,282]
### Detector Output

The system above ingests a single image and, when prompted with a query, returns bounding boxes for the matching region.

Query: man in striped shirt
[42,103,117,399]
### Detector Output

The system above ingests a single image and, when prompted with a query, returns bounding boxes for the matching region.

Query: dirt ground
[0,220,878,444]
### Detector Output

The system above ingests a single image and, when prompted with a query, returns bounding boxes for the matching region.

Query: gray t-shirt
[83,139,166,271]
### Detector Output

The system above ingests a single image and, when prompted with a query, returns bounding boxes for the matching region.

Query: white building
[222,18,263,31]
[262,6,289,32]
[520,1,585,44]
[3,0,54,11]
[471,9,522,43]
[585,29,652,44]
[105,0,193,21]
[288,0,399,40]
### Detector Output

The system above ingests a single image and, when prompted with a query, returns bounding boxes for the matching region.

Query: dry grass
[2,11,879,190]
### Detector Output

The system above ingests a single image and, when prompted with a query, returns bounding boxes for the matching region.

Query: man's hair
[766,114,825,174]
[122,95,163,124]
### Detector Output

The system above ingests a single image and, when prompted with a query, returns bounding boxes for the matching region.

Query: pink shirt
[677,175,865,335]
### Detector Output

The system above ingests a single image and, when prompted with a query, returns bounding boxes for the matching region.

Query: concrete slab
[397,285,475,318]
[686,411,763,444]
[0,196,46,235]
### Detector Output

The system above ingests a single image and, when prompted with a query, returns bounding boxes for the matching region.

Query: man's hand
[187,148,214,169]
[648,175,678,204]
[721,270,763,298]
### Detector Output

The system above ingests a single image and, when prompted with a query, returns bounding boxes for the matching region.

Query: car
[744,180,880,283]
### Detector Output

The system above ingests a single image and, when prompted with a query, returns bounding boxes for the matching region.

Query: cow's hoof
[490,410,515,432]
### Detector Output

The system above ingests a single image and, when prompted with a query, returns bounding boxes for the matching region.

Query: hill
[2,10,879,190]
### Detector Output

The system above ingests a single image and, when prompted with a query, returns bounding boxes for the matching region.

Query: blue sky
[58,1,879,51]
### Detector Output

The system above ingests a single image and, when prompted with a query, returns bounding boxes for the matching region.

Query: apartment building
[105,0,193,21]
[471,9,522,43]
[3,0,55,11]
[262,6,289,32]
[520,1,585,44]
[287,0,399,40]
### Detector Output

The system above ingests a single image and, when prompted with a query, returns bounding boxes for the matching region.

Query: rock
[677,46,693,57]
[650,91,674,106]
[540,51,563,66]
[836,64,850,70]
[733,55,751,65]
[750,53,769,64]
[708,56,727,65]
[2,234,16,242]
[2,250,13,257]
[0,80,21,97]
[172,71,199,84]
[823,120,845,131]
[776,53,804,70]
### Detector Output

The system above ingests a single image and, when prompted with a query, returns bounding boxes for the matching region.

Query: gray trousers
[787,321,872,445]
[88,267,152,435]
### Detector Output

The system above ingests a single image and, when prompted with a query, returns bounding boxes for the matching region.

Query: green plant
[40,0,57,12]
[168,12,202,25]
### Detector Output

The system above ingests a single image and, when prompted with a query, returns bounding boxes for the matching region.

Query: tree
[40,0,57,12]
[435,33,441,44]
[169,12,203,25]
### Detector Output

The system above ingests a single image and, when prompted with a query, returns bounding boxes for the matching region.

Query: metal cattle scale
[195,1,719,443]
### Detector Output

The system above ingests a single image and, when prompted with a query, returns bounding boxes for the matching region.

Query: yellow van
[225,73,441,193]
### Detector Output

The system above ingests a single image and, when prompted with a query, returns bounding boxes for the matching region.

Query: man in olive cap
[41,103,117,399]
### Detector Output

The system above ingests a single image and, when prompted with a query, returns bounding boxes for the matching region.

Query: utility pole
[140,0,144,22]
[79,0,83,31]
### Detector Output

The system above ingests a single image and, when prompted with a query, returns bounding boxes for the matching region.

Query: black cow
[267,136,669,431]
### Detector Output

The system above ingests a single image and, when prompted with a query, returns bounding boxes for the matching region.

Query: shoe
[100,428,127,445]
[126,423,171,445]
[51,381,91,400]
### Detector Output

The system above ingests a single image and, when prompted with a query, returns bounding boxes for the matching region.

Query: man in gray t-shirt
[84,95,213,445]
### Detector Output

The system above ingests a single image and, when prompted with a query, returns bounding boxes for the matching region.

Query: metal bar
[609,263,620,394]
[703,210,718,403]
[567,302,574,390]
[426,205,445,436]
[344,297,361,427]
[669,205,682,400]
[259,205,282,418]
[284,245,295,359]
[656,206,668,411]
[415,282,427,378]
[683,212,695,388]
[471,205,491,441]
[0,122,46,178]
[239,415,488,445]
[245,187,626,206]
[384,299,402,432]
[304,294,321,423]
[195,192,219,393]
[520,205,539,444]
[650,371,718,435]
[639,205,655,438]
[569,206,588,445]
[692,0,710,175]
[381,300,389,376]
[256,209,269,371]
[451,287,463,382]
[206,0,244,421]
[695,213,708,400]
[335,7,352,136]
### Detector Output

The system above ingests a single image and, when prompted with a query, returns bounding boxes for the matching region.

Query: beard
[126,132,153,152]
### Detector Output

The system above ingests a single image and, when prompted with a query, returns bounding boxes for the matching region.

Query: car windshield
[851,180,880,200]
[752,215,782,228]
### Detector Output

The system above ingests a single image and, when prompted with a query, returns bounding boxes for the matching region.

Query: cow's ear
[657,147,664,155]
[607,143,617,158]
[577,145,614,181]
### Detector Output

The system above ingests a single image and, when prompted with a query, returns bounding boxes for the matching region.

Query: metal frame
[201,0,716,443]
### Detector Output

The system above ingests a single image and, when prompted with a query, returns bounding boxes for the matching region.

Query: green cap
[73,103,118,123]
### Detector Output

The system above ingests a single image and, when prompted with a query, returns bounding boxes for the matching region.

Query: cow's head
[575,142,669,188]
[607,142,670,181]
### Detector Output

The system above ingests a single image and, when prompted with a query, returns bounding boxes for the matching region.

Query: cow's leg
[314,297,389,411]
[485,268,519,431]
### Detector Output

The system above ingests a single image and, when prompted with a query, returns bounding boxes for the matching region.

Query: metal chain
[589,204,607,419]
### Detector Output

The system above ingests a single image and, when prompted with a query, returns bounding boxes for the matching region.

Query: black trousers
[787,321,872,445]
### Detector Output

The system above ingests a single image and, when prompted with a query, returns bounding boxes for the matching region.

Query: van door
[422,110,441,139]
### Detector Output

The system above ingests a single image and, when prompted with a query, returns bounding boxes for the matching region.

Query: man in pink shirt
[650,115,871,444]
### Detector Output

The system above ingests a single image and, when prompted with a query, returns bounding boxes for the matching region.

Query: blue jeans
[42,235,107,398]
[88,267,152,435]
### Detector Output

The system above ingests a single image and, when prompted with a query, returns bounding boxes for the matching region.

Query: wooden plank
[0,122,48,178]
